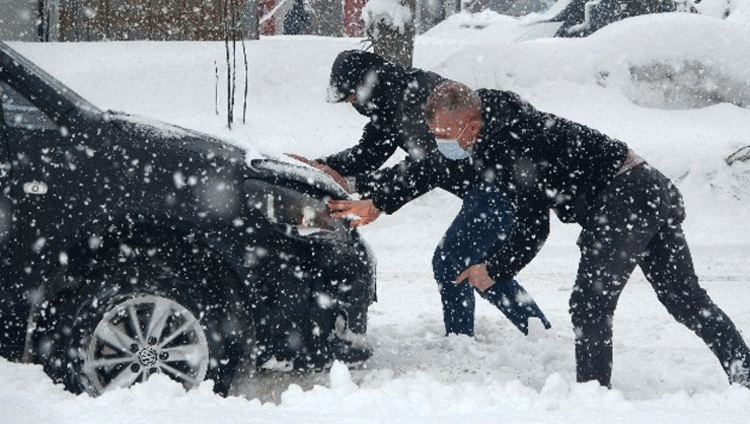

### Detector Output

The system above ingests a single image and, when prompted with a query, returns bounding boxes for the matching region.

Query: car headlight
[244,179,349,239]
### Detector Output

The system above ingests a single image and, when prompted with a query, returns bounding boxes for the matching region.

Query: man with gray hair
[424,80,750,389]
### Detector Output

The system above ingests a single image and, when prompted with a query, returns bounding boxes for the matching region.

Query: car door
[0,79,78,358]
[0,100,9,292]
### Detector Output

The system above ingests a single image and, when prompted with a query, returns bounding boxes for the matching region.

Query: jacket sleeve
[316,121,398,177]
[355,152,477,215]
[484,206,550,282]
[354,153,438,214]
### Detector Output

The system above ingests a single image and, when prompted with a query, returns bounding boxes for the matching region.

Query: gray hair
[425,81,481,122]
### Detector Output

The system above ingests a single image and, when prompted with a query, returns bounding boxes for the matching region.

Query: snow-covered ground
[4,6,750,423]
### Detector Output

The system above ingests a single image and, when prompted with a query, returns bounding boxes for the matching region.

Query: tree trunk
[366,0,415,67]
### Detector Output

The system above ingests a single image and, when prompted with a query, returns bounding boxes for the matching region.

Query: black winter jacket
[471,89,629,225]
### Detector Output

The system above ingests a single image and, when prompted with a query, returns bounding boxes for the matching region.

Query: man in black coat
[423,80,750,389]
[293,50,551,337]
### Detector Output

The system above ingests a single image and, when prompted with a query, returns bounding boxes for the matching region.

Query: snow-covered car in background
[432,0,735,41]
[0,41,376,397]
[541,0,739,37]
[541,0,685,37]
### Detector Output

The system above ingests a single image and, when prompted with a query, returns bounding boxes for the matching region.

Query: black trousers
[571,164,750,387]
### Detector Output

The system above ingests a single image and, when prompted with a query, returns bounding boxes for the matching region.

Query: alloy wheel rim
[82,295,209,395]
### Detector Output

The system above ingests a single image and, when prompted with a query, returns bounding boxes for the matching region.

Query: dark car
[0,42,376,397]
[548,0,681,37]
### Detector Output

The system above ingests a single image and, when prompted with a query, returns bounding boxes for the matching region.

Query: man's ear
[467,114,482,139]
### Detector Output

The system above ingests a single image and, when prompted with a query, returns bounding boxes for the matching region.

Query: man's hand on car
[328,199,382,228]
[286,154,351,192]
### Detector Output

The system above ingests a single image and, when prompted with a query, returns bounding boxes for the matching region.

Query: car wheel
[52,253,250,397]
[79,294,210,395]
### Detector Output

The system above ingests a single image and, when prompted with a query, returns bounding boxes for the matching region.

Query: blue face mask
[436,140,471,160]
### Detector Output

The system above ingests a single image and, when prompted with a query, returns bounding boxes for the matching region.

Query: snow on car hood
[107,112,246,158]
[108,112,348,197]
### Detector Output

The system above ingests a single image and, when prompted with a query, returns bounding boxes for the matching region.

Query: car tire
[50,246,251,397]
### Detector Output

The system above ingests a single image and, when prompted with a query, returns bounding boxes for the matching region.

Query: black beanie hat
[326,50,389,103]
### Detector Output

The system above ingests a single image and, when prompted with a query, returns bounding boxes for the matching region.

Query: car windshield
[0,41,102,116]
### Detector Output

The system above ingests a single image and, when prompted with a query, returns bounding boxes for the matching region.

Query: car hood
[107,112,349,198]
[106,112,247,161]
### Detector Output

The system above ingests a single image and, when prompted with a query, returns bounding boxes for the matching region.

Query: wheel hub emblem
[139,348,158,366]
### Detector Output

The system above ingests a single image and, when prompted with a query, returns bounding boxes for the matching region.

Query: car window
[0,81,58,131]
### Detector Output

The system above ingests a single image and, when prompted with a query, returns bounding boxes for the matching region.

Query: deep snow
[3,6,750,424]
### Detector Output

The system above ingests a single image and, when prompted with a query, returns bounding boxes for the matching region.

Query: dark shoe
[331,339,372,364]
